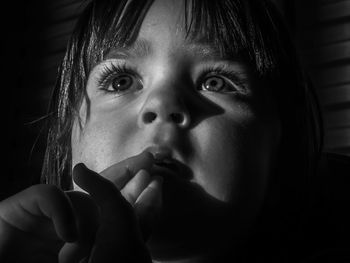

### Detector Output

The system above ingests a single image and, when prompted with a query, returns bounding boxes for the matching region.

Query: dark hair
[41,0,323,222]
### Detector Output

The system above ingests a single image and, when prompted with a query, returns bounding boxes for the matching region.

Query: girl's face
[72,0,281,258]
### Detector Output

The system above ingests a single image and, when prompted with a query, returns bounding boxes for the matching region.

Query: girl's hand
[0,151,161,262]
[0,184,78,262]
[61,163,162,263]
[99,151,163,239]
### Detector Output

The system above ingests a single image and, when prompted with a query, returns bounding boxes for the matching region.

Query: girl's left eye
[201,76,226,92]
[200,75,238,93]
[197,65,247,93]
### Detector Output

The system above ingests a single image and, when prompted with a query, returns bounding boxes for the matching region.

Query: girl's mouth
[145,145,178,172]
[153,158,179,175]
[144,145,192,180]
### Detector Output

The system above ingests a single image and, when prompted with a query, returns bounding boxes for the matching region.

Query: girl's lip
[152,163,178,177]
[154,152,173,163]
[152,153,179,175]
[144,145,180,175]
[153,158,178,170]
[144,145,193,180]
[144,145,174,162]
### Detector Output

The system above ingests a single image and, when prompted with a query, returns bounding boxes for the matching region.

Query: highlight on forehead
[85,0,282,74]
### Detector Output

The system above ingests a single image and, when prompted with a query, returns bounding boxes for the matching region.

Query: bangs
[79,0,288,75]
[186,0,282,75]
[76,0,154,72]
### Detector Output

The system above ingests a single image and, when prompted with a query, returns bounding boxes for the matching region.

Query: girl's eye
[200,75,239,93]
[202,76,225,92]
[197,65,248,94]
[110,74,133,92]
[97,63,142,95]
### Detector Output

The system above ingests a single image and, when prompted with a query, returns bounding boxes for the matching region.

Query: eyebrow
[104,38,153,60]
[104,38,235,61]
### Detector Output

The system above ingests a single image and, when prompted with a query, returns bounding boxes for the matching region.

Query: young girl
[0,0,323,262]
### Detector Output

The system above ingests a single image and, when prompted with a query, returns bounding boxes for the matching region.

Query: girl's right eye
[109,74,134,92]
[97,63,142,94]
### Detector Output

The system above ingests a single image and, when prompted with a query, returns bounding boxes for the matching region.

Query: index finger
[100,151,154,189]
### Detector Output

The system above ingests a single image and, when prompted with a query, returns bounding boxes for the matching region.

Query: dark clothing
[246,152,350,262]
[300,153,350,262]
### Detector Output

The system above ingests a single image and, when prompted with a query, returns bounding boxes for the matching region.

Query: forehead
[153,0,184,16]
[104,38,227,62]
[140,0,185,33]
[136,0,188,55]
[104,0,236,61]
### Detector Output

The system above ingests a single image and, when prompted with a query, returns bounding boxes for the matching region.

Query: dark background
[1,0,82,198]
[1,0,350,198]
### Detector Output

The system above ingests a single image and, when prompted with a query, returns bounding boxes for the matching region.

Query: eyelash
[96,63,247,94]
[197,65,247,93]
[97,62,140,92]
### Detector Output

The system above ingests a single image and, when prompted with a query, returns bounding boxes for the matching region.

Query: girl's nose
[138,87,191,129]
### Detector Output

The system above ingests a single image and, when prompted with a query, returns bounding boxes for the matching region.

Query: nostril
[143,112,157,123]
[170,113,184,124]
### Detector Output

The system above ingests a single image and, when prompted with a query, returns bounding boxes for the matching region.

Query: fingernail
[149,176,163,189]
